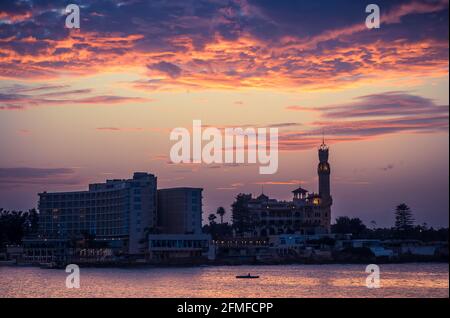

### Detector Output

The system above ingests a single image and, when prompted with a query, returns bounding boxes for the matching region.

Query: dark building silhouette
[239,141,333,236]
[36,173,158,254]
[318,139,332,230]
[157,188,203,234]
[30,173,206,261]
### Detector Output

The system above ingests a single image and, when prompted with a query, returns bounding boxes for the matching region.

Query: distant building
[30,174,208,263]
[240,141,333,236]
[157,188,203,235]
[36,172,157,255]
[212,237,271,262]
[141,188,210,262]
[335,239,394,258]
[147,234,211,261]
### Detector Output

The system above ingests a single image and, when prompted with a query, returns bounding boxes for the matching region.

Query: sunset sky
[0,0,448,227]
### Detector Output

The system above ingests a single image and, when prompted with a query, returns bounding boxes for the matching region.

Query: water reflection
[0,263,448,298]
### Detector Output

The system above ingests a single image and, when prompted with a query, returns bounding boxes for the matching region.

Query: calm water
[0,263,448,298]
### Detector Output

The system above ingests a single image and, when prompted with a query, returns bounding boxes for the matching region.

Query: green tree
[395,203,414,231]
[216,206,226,224]
[331,216,367,236]
[208,213,217,225]
[23,208,39,235]
[0,208,39,247]
[203,223,232,239]
[231,193,253,234]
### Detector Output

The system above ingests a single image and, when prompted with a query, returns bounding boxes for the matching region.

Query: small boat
[236,273,260,279]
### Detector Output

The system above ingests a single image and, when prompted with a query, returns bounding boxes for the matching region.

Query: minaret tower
[318,136,331,199]
[317,135,332,232]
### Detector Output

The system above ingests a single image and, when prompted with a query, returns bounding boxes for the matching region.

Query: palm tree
[216,207,226,224]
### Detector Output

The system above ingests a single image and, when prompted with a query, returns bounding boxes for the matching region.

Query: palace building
[242,140,333,236]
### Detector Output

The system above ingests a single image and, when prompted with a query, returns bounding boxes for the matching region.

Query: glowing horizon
[0,0,448,228]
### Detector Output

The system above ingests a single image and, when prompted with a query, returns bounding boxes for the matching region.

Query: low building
[22,238,70,264]
[268,235,305,258]
[147,234,211,261]
[383,240,443,257]
[335,239,394,258]
[5,245,23,263]
[212,238,272,262]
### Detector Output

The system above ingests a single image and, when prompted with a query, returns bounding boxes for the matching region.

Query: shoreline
[3,259,448,269]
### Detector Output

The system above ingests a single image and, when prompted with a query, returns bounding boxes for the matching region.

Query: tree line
[1,201,448,246]
[0,208,39,248]
[204,195,449,241]
[331,204,448,241]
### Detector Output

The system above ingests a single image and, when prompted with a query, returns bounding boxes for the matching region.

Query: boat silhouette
[236,273,259,279]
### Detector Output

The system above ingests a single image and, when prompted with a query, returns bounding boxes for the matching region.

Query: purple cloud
[148,61,183,78]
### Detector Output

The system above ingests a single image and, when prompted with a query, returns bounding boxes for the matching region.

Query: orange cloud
[253,179,305,185]
[0,86,153,110]
[0,0,447,93]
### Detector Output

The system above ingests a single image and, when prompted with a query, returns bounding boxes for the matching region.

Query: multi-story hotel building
[37,172,157,254]
[243,141,333,236]
[157,188,203,234]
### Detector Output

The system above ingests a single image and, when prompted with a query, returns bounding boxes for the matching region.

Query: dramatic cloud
[0,84,152,110]
[0,0,447,91]
[148,61,183,78]
[315,91,449,118]
[253,179,305,185]
[0,167,82,186]
[279,91,449,151]
[96,127,145,132]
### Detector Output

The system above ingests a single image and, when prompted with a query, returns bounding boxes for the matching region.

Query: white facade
[148,234,211,260]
